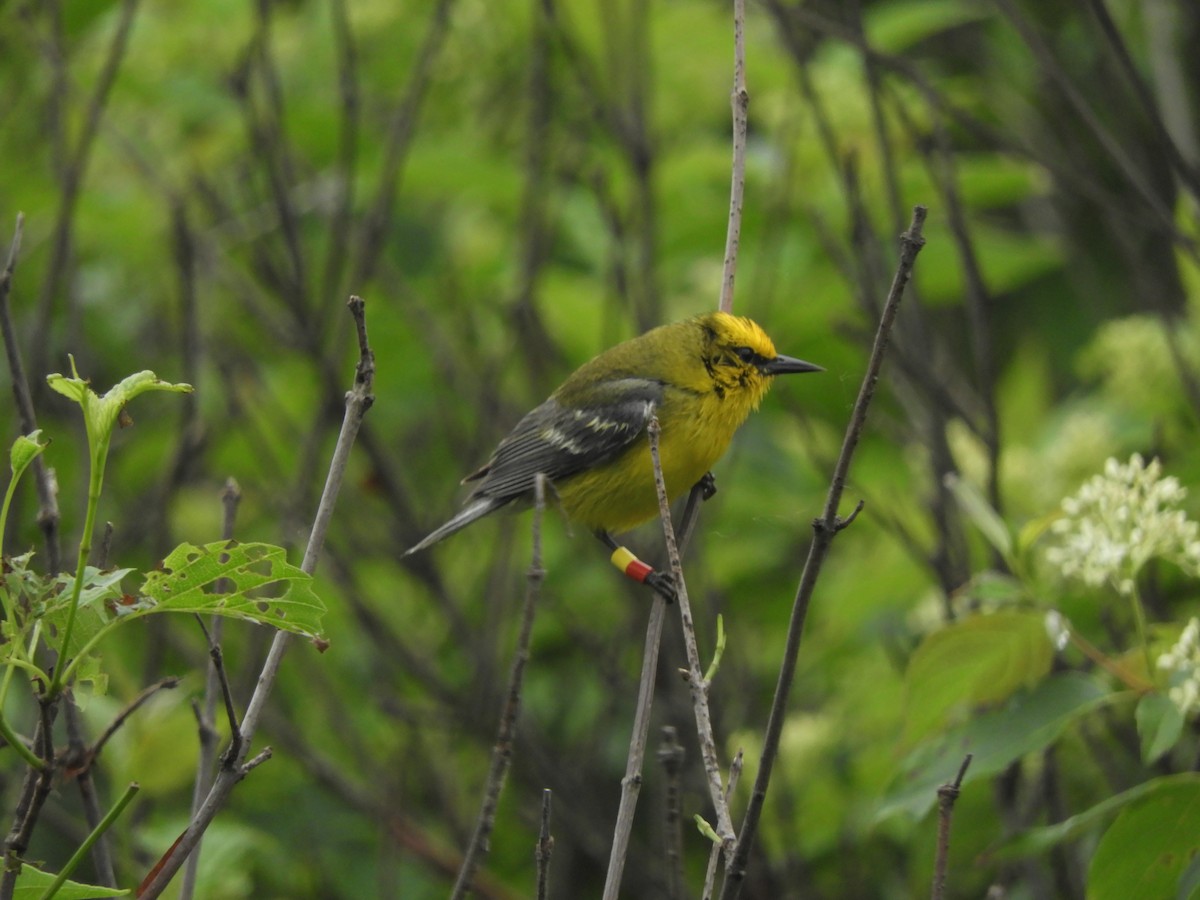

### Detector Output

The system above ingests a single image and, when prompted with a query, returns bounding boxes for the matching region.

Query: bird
[404,311,822,597]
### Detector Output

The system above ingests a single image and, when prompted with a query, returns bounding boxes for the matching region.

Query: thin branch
[648,417,736,853]
[601,588,668,900]
[1,701,57,899]
[181,476,241,900]
[31,0,142,384]
[90,677,182,761]
[136,296,374,898]
[931,754,973,900]
[720,206,928,900]
[450,475,547,899]
[535,789,553,900]
[657,726,685,900]
[718,0,748,314]
[0,214,61,572]
[704,749,743,900]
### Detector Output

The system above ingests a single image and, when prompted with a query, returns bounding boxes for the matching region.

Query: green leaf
[10,430,47,477]
[1090,779,1200,900]
[904,611,1055,742]
[996,773,1200,860]
[139,541,325,641]
[46,359,192,457]
[1137,692,1186,764]
[12,863,129,898]
[944,473,1013,566]
[879,673,1113,821]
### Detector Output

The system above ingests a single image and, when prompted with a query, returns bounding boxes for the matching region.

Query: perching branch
[450,475,547,899]
[719,206,927,900]
[647,418,736,853]
[136,296,374,898]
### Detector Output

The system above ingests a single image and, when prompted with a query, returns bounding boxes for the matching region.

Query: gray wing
[465,377,662,502]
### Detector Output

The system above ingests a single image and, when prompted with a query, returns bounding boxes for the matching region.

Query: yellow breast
[555,385,758,533]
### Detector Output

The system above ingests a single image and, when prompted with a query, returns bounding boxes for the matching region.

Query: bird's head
[691,311,822,407]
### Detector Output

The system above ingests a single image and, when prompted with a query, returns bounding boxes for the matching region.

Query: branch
[0,214,61,572]
[181,477,242,900]
[535,789,553,900]
[647,418,736,852]
[931,754,972,900]
[718,0,748,314]
[136,296,374,898]
[719,206,928,900]
[450,475,547,899]
[601,588,669,900]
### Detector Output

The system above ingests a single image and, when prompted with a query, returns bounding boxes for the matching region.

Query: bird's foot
[643,569,677,604]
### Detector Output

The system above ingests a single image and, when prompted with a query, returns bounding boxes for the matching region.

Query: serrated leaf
[1137,692,1186,764]
[879,673,1112,821]
[1090,779,1200,900]
[12,863,129,897]
[139,541,325,640]
[904,611,1055,742]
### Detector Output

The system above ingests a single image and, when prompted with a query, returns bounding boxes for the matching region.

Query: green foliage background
[2,0,1199,897]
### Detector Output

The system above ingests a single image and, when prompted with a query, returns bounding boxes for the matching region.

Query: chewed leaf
[139,541,325,641]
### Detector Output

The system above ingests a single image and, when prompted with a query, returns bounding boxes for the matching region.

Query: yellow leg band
[610,546,653,583]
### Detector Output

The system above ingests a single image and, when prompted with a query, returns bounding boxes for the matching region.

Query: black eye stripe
[732,346,762,365]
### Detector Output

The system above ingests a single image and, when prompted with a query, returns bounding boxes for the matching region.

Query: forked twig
[719,207,928,900]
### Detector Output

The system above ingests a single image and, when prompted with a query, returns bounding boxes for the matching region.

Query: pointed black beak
[760,354,824,376]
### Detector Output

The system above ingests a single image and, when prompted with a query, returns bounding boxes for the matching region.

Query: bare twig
[648,418,736,852]
[657,726,686,900]
[0,214,61,572]
[535,789,553,900]
[181,477,241,900]
[137,297,374,898]
[931,754,973,900]
[601,591,669,900]
[1,700,57,899]
[450,475,547,899]
[90,677,182,761]
[31,0,142,384]
[704,749,743,900]
[720,207,927,900]
[718,0,748,315]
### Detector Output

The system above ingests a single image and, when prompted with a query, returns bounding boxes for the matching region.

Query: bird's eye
[732,346,757,364]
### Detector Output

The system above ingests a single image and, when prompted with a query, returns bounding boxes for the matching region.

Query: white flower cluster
[1158,618,1200,716]
[1045,454,1200,595]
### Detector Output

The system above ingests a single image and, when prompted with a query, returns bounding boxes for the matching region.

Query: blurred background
[1,0,1198,896]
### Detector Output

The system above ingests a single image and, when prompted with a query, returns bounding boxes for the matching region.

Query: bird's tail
[404,496,504,555]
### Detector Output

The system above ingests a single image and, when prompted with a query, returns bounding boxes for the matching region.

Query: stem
[48,441,108,699]
[0,715,42,772]
[1127,583,1155,684]
[36,782,139,900]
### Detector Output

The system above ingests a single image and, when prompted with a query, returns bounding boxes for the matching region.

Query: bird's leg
[594,530,676,603]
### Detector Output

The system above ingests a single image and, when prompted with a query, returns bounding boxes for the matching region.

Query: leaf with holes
[138,541,326,642]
